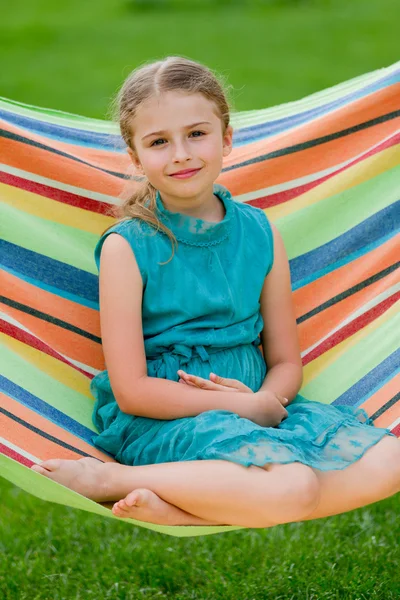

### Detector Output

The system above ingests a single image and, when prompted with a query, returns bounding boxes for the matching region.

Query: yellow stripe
[1,331,93,398]
[267,143,400,221]
[302,301,399,401]
[0,180,115,234]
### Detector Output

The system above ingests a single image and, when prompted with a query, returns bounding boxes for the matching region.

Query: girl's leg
[112,434,400,525]
[31,457,320,528]
[266,434,400,522]
[104,489,225,526]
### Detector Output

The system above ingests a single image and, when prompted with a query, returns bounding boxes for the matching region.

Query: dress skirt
[90,343,395,470]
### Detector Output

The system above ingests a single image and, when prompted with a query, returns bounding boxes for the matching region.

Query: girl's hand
[177,370,253,394]
[178,370,289,407]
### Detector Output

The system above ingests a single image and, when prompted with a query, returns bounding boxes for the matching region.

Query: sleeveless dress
[90,183,395,469]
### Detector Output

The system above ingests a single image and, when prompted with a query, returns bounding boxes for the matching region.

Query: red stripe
[250,133,400,209]
[0,442,34,466]
[0,170,113,215]
[2,133,399,213]
[0,319,95,379]
[302,291,400,366]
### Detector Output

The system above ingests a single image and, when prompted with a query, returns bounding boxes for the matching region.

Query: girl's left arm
[258,222,303,405]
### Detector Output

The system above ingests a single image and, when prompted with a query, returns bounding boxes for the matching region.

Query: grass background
[1,0,399,598]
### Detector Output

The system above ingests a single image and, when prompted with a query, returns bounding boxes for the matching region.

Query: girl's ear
[127,147,144,173]
[222,125,233,157]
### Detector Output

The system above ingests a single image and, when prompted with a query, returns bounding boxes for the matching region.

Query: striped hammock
[1,61,399,538]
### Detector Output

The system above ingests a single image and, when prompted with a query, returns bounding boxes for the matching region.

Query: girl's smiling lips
[169,168,202,178]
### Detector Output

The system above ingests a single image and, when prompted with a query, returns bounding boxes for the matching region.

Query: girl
[31,56,400,528]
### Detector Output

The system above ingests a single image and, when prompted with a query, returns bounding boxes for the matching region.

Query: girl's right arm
[98,234,286,427]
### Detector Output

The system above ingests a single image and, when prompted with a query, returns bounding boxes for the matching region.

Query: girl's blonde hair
[102,55,234,264]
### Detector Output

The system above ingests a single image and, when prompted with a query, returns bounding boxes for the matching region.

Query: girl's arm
[258,223,304,406]
[122,376,287,427]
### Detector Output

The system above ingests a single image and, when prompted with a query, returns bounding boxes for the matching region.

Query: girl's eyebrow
[141,121,212,141]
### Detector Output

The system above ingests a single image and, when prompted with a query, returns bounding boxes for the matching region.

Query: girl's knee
[269,463,320,522]
[362,435,400,490]
[290,466,320,517]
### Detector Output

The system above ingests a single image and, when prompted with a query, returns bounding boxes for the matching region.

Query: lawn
[1,479,399,599]
[1,0,399,598]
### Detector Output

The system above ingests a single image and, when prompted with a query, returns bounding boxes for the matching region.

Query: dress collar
[155,183,234,246]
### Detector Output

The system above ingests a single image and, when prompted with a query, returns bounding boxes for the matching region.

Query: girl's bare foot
[31,458,223,525]
[31,457,108,501]
[112,488,224,526]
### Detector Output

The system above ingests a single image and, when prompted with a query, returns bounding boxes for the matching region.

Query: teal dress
[90,183,394,469]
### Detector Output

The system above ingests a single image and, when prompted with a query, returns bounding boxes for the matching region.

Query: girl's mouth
[169,168,202,179]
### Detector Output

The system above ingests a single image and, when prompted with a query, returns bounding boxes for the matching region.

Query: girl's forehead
[135,91,219,126]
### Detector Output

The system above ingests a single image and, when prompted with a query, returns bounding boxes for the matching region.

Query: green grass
[1,479,399,599]
[1,0,398,118]
[1,0,399,597]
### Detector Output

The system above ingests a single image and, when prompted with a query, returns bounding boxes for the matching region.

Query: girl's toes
[31,465,49,475]
[112,503,129,518]
[112,500,128,513]
[31,459,62,472]
[40,459,63,471]
[124,490,141,507]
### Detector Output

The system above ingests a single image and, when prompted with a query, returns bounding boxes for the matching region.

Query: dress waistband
[146,338,261,380]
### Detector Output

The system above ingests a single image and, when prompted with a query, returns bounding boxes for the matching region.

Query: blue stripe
[234,70,400,146]
[332,350,400,408]
[0,239,99,306]
[0,69,398,150]
[290,201,400,287]
[0,375,105,449]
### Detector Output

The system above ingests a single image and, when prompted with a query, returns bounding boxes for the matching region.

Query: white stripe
[1,310,100,376]
[0,162,122,204]
[387,417,400,431]
[301,283,400,359]
[234,130,400,204]
[0,437,41,463]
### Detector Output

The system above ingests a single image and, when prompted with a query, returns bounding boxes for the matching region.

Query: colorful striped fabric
[1,61,399,538]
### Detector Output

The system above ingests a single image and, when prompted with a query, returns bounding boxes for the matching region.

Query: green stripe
[0,454,238,536]
[301,311,400,403]
[2,344,97,430]
[233,60,400,126]
[1,202,99,273]
[1,60,399,131]
[277,165,400,259]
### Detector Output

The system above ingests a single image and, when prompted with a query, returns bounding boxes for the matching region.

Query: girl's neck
[158,190,225,222]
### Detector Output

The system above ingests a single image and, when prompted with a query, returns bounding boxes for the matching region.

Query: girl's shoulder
[93,217,153,283]
[232,199,274,273]
[102,216,153,237]
[233,198,273,241]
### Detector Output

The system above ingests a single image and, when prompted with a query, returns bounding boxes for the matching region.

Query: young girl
[31,56,399,528]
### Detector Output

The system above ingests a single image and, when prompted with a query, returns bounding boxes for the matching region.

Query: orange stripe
[296,237,399,352]
[3,85,399,201]
[226,84,400,167]
[223,121,400,197]
[1,136,126,196]
[359,373,400,428]
[0,392,115,463]
[294,236,398,316]
[2,301,104,371]
[1,118,130,172]
[1,269,105,370]
[221,86,400,196]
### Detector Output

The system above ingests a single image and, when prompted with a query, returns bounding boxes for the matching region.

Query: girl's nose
[172,141,192,162]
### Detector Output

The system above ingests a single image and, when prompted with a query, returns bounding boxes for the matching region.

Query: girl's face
[128,91,233,199]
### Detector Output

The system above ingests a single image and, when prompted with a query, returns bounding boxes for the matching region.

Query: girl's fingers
[178,372,234,392]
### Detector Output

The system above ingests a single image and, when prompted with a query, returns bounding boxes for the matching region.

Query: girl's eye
[150,131,205,147]
[191,130,205,138]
